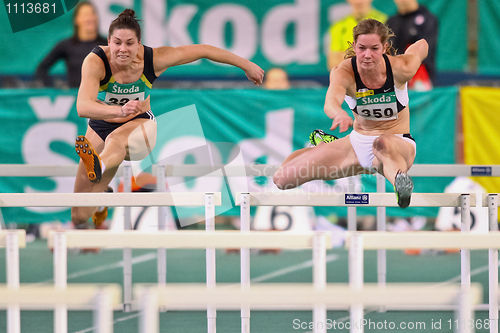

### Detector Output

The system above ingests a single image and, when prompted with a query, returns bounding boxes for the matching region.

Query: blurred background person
[263,67,291,90]
[327,0,387,70]
[387,0,438,90]
[35,1,106,88]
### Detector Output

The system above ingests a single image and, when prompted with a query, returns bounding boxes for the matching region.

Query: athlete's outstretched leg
[372,134,416,208]
[273,136,362,190]
[72,127,118,227]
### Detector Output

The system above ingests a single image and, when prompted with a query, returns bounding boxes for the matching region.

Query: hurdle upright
[239,192,331,333]
[238,192,476,333]
[0,191,220,329]
[486,193,499,333]
[375,165,500,296]
[1,230,26,333]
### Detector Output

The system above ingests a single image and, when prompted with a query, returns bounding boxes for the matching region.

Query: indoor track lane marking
[72,253,339,333]
[36,252,157,284]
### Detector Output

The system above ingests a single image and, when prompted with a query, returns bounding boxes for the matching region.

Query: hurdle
[375,165,500,298]
[135,283,482,333]
[237,192,479,333]
[1,230,26,333]
[0,191,220,326]
[1,164,499,330]
[0,164,128,177]
[48,229,330,333]
[152,163,500,307]
[345,231,500,333]
[0,284,121,333]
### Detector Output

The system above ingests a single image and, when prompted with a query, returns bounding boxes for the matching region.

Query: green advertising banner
[478,0,500,74]
[0,0,467,77]
[0,87,457,223]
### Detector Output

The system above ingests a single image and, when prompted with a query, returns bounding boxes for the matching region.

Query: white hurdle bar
[135,283,482,333]
[1,230,26,333]
[238,193,331,333]
[375,168,500,302]
[346,231,500,333]
[1,163,498,178]
[0,191,220,321]
[0,164,128,177]
[0,192,218,207]
[237,192,477,333]
[0,284,121,333]
[149,164,500,178]
[47,230,331,333]
[150,163,499,317]
[235,192,475,207]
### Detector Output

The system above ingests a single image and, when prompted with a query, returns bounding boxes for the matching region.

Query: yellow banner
[461,86,500,194]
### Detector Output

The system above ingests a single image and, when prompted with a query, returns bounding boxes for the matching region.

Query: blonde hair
[344,19,397,59]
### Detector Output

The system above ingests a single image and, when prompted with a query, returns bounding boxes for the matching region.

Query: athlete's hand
[245,62,264,86]
[120,96,150,117]
[330,110,353,133]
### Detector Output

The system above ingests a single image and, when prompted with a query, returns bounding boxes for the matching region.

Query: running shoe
[309,129,338,146]
[75,136,102,183]
[92,186,113,228]
[394,171,413,208]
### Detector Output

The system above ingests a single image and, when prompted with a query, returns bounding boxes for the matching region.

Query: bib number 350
[360,108,394,118]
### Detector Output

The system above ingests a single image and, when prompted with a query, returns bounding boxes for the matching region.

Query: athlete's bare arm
[76,53,148,119]
[324,60,354,132]
[152,45,264,85]
[392,39,429,84]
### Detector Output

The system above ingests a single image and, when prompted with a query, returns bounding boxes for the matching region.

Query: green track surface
[0,239,495,332]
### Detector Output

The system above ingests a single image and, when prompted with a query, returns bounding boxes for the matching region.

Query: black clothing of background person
[387,5,438,82]
[35,36,107,87]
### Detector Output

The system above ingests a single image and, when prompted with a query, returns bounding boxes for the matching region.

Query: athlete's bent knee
[273,172,286,190]
[71,207,89,226]
[273,170,297,190]
[373,135,393,154]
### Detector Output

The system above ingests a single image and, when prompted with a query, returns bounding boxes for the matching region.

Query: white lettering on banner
[158,136,223,193]
[166,5,198,46]
[142,0,198,47]
[109,0,324,65]
[200,5,257,59]
[22,122,77,213]
[321,4,351,58]
[261,0,319,64]
[153,109,293,195]
[229,109,294,191]
[28,96,74,120]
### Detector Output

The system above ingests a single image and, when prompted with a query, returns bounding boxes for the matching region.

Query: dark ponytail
[108,9,141,41]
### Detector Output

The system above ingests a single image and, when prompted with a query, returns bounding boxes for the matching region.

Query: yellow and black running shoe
[309,129,338,146]
[75,135,102,183]
[92,187,113,228]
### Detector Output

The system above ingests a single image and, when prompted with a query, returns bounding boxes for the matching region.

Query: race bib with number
[356,90,398,121]
[104,91,145,106]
